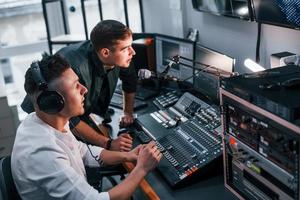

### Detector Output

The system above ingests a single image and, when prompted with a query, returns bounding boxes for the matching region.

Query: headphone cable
[69,120,102,163]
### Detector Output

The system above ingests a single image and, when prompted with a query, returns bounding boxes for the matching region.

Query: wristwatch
[106,138,113,150]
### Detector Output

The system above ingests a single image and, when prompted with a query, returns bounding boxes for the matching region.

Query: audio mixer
[136,92,223,187]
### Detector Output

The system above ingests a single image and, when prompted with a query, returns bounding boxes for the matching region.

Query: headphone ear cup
[37,91,65,114]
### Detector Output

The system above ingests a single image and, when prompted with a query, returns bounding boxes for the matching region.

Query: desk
[93,98,238,200]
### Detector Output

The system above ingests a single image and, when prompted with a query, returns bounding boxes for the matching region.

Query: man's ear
[99,48,110,58]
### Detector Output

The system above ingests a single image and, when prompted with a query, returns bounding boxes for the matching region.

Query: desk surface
[97,96,238,200]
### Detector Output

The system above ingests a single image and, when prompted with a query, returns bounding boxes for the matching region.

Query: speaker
[30,62,65,114]
[280,54,300,66]
[270,51,299,68]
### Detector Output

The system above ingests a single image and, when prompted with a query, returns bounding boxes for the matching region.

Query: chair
[86,164,127,192]
[0,156,21,200]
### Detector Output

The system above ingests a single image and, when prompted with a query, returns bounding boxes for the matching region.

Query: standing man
[12,55,161,200]
[22,20,137,151]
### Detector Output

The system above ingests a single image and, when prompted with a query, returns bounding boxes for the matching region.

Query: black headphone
[30,61,65,114]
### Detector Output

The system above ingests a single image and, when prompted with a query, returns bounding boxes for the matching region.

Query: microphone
[138,69,156,79]
[138,69,181,82]
[138,58,177,80]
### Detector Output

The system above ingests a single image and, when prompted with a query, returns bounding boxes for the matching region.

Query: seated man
[11,55,162,200]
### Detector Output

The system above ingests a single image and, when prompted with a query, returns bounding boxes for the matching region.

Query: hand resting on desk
[119,112,136,127]
[111,133,133,152]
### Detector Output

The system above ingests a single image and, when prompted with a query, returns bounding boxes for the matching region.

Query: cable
[255,22,262,63]
[69,120,101,163]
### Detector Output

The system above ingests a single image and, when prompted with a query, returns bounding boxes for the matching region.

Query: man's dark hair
[24,54,70,95]
[90,20,132,52]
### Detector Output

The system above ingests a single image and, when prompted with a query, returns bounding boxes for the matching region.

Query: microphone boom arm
[174,55,235,78]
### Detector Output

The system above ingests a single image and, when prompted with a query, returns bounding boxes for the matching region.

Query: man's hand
[119,113,135,127]
[135,141,162,173]
[111,133,133,151]
[126,145,143,162]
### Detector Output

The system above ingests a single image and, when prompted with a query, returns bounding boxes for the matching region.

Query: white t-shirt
[11,113,110,200]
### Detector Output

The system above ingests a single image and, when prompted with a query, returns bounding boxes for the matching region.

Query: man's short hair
[24,54,70,95]
[90,20,132,52]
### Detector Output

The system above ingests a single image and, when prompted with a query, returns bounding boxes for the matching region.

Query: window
[0,0,143,120]
[127,0,142,32]
[0,0,46,45]
[102,0,126,24]
[5,52,43,120]
[0,0,47,120]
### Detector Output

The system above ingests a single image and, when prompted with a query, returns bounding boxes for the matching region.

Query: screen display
[192,0,252,20]
[251,0,300,29]
[155,35,194,83]
[193,44,235,102]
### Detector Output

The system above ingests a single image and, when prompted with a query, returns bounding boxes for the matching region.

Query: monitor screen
[251,0,300,29]
[193,44,235,102]
[192,0,252,21]
[155,35,195,83]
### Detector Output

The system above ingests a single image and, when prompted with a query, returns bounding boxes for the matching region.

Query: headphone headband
[30,62,48,91]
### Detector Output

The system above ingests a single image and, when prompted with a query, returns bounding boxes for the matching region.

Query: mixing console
[136,92,223,187]
[152,90,181,110]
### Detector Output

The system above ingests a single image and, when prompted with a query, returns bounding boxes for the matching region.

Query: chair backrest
[0,156,21,200]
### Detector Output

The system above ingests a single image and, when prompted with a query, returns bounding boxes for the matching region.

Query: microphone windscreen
[138,69,152,79]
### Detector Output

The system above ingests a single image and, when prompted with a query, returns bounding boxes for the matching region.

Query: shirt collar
[90,48,117,76]
[103,65,115,71]
[90,47,106,76]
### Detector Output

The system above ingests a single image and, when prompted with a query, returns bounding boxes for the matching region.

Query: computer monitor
[192,0,253,21]
[193,44,235,103]
[251,0,300,30]
[155,35,195,83]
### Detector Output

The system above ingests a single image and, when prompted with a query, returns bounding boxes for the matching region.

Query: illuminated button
[229,137,236,146]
